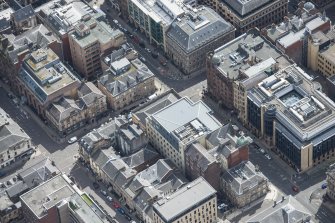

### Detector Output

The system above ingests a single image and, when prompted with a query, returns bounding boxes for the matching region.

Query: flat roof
[19,48,80,102]
[151,97,222,134]
[153,177,216,222]
[212,29,291,81]
[20,175,75,219]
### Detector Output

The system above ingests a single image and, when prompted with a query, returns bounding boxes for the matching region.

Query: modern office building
[128,0,185,50]
[199,0,288,34]
[45,82,107,136]
[165,5,235,75]
[0,107,32,171]
[69,13,125,80]
[146,97,222,171]
[152,177,217,223]
[207,29,291,124]
[16,48,81,118]
[247,64,335,171]
[98,58,155,111]
[221,161,268,208]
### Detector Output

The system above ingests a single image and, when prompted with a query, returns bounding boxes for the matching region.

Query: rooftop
[247,196,311,223]
[11,4,35,23]
[0,107,30,154]
[71,13,123,48]
[99,58,154,97]
[222,161,267,195]
[167,6,234,53]
[150,97,222,144]
[19,48,80,103]
[37,0,94,35]
[277,15,329,48]
[222,0,275,17]
[211,29,291,81]
[20,174,76,219]
[248,64,335,147]
[153,177,216,222]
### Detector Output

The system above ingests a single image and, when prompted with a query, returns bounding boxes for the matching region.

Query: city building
[0,157,59,223]
[36,0,95,62]
[124,159,188,221]
[247,64,335,171]
[98,58,155,111]
[20,174,109,223]
[0,6,13,34]
[185,124,251,192]
[165,5,235,75]
[132,89,181,130]
[128,0,185,49]
[247,196,312,223]
[308,30,335,78]
[146,97,222,171]
[326,75,335,102]
[0,107,32,171]
[45,82,107,136]
[152,177,217,223]
[69,13,126,80]
[310,0,333,7]
[221,161,268,208]
[270,12,331,66]
[206,29,292,124]
[326,163,335,200]
[199,0,288,34]
[79,119,117,162]
[16,48,81,118]
[0,24,62,91]
[116,122,148,155]
[10,4,37,34]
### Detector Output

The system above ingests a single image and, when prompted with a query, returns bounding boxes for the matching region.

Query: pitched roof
[12,4,35,23]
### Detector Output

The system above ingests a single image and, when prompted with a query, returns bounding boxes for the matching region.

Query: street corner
[265,183,279,201]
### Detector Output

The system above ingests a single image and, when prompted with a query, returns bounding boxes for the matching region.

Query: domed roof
[212,55,221,65]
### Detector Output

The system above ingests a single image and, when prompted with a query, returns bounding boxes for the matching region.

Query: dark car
[151,52,158,58]
[124,214,132,221]
[117,208,125,215]
[93,182,100,189]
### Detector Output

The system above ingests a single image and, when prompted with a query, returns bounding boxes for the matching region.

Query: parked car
[100,190,107,196]
[117,208,125,215]
[93,182,100,189]
[322,183,328,189]
[124,214,132,221]
[113,201,120,209]
[218,203,227,210]
[139,56,146,62]
[265,154,272,160]
[67,136,78,144]
[259,148,265,154]
[292,185,299,192]
[107,196,113,202]
[145,48,151,53]
[151,52,158,58]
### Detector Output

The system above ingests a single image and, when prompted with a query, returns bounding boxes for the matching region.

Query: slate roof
[99,59,154,97]
[221,161,267,195]
[0,108,30,154]
[185,143,216,172]
[247,196,312,223]
[121,145,160,169]
[167,6,234,53]
[12,4,35,23]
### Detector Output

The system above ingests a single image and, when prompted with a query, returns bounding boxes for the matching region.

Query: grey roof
[99,59,154,97]
[12,4,35,23]
[223,0,271,17]
[0,108,30,154]
[212,29,292,81]
[247,196,312,223]
[6,181,29,199]
[91,148,116,169]
[185,143,216,172]
[133,89,180,128]
[151,97,221,134]
[153,177,216,222]
[122,145,160,169]
[167,6,234,53]
[47,82,106,123]
[221,161,267,195]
